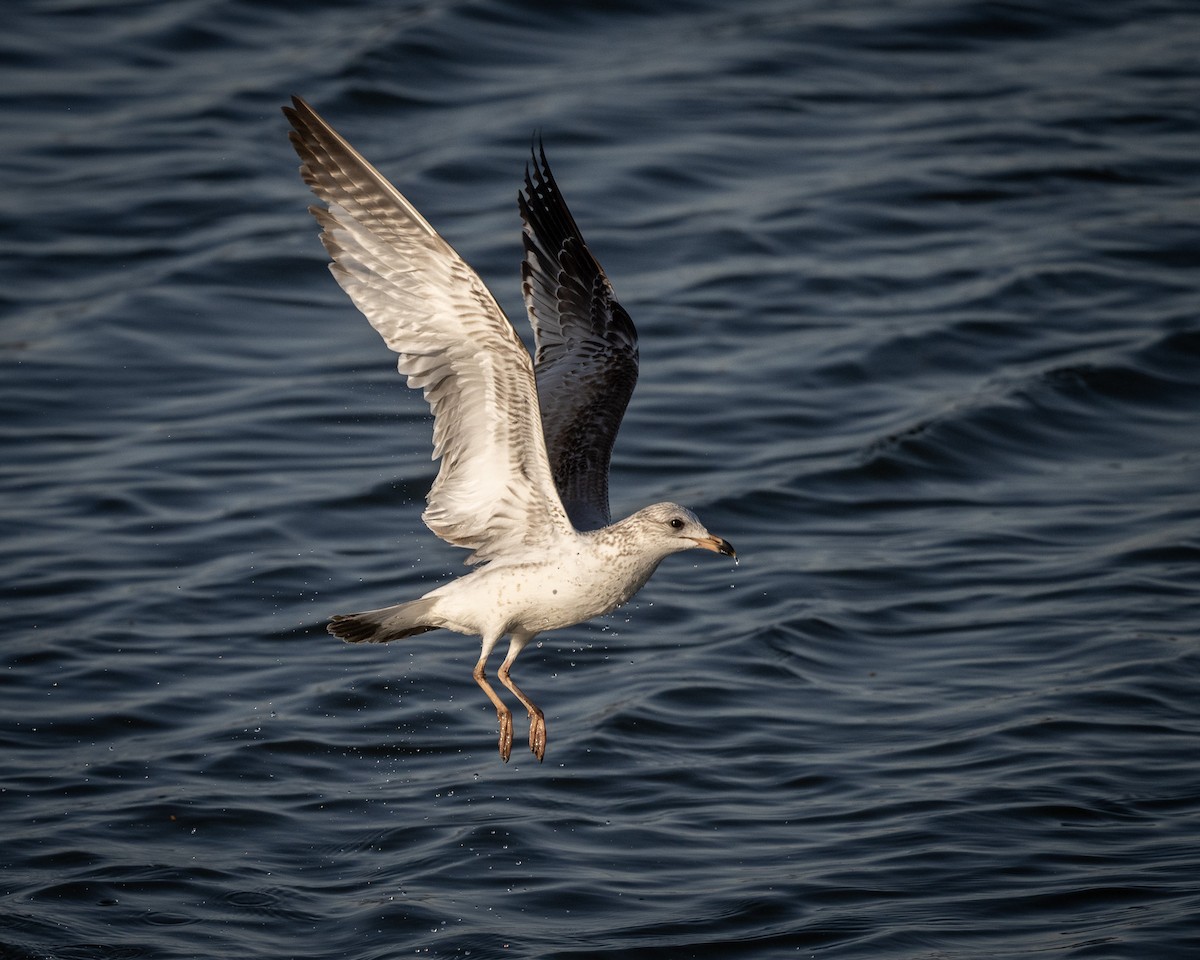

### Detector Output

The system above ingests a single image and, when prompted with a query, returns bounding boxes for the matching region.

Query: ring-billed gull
[284,97,735,763]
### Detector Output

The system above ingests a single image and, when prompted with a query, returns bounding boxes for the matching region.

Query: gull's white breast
[425,534,663,637]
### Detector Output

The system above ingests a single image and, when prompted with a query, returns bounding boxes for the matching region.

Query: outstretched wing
[285,97,573,564]
[519,143,639,531]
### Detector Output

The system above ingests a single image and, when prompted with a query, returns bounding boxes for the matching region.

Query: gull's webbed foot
[528,710,546,762]
[498,708,514,763]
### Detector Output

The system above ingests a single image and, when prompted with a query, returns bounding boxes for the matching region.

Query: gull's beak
[693,535,737,559]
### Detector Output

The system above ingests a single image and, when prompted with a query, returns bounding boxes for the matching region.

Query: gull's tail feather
[328,598,439,644]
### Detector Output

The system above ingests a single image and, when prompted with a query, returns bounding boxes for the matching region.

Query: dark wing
[519,143,639,531]
[285,97,573,564]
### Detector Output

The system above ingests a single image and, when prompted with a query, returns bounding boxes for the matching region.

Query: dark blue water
[3,1,1199,957]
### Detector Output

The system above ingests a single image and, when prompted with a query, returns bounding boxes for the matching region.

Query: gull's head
[630,502,736,559]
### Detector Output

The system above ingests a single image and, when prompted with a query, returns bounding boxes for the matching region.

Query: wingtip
[526,130,553,185]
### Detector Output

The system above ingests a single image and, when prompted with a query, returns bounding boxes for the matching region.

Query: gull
[284,96,735,763]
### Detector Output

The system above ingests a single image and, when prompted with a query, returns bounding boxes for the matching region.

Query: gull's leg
[497,632,545,762]
[472,633,512,762]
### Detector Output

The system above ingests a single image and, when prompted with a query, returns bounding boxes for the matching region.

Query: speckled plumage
[285,97,735,763]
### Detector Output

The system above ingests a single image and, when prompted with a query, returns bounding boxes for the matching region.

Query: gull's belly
[431,556,655,636]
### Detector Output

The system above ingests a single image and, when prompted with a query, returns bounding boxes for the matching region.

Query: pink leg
[497,632,545,761]
[472,639,512,762]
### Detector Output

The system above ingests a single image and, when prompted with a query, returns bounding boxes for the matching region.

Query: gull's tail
[327,597,439,644]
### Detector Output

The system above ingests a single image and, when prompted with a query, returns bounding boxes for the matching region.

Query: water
[3,0,1198,957]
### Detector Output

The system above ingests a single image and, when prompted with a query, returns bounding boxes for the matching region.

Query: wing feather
[285,97,572,563]
[519,144,639,530]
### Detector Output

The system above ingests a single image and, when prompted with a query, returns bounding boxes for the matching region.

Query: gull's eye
[668,517,685,530]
